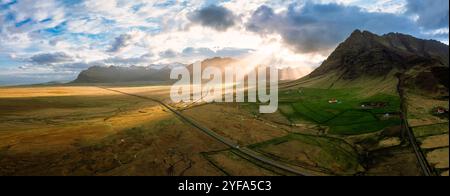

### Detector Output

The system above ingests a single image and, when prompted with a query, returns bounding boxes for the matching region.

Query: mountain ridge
[72,57,305,83]
[308,30,448,79]
[73,65,174,83]
[286,30,449,96]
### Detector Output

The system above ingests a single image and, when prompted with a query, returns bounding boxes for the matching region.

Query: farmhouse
[435,107,448,114]
[360,101,388,108]
[329,98,338,104]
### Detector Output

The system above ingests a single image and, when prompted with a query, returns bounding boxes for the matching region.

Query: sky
[0,0,448,85]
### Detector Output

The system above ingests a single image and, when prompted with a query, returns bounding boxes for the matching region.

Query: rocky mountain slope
[286,30,449,95]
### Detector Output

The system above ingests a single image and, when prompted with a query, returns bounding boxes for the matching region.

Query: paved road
[99,87,316,176]
[397,75,433,176]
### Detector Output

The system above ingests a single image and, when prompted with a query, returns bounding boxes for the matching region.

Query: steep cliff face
[309,30,448,79]
[292,30,449,95]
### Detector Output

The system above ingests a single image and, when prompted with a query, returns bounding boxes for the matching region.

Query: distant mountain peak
[72,65,174,83]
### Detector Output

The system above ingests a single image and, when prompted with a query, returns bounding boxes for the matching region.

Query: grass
[412,123,449,138]
[0,88,170,154]
[202,150,281,176]
[0,85,231,176]
[329,120,400,135]
[406,93,449,127]
[278,87,401,135]
[249,133,363,175]
[326,110,377,125]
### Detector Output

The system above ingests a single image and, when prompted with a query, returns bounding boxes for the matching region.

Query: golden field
[0,85,229,175]
[0,84,434,176]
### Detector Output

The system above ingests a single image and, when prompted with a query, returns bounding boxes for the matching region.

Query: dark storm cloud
[406,0,449,29]
[246,3,419,53]
[188,5,237,31]
[30,52,73,65]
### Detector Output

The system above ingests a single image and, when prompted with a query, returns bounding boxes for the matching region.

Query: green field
[279,88,401,135]
[412,123,449,138]
[249,133,363,175]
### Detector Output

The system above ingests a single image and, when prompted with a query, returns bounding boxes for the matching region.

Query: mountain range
[73,30,449,95]
[73,58,305,83]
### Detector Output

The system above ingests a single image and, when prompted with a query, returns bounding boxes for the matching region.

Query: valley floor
[0,83,442,176]
[407,94,449,176]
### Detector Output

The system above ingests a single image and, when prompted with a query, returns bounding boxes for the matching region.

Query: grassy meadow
[278,87,401,135]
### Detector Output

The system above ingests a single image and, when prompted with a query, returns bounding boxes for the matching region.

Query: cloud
[58,62,94,70]
[159,49,178,58]
[0,0,448,85]
[406,0,449,30]
[2,0,66,34]
[103,53,153,65]
[181,47,216,57]
[108,33,134,53]
[246,2,419,53]
[216,47,255,57]
[181,47,253,57]
[153,46,255,65]
[188,5,237,31]
[29,52,73,65]
[107,30,147,53]
[158,47,253,61]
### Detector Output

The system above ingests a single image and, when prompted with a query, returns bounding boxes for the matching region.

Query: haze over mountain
[286,30,449,95]
[73,65,174,83]
[73,57,305,83]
